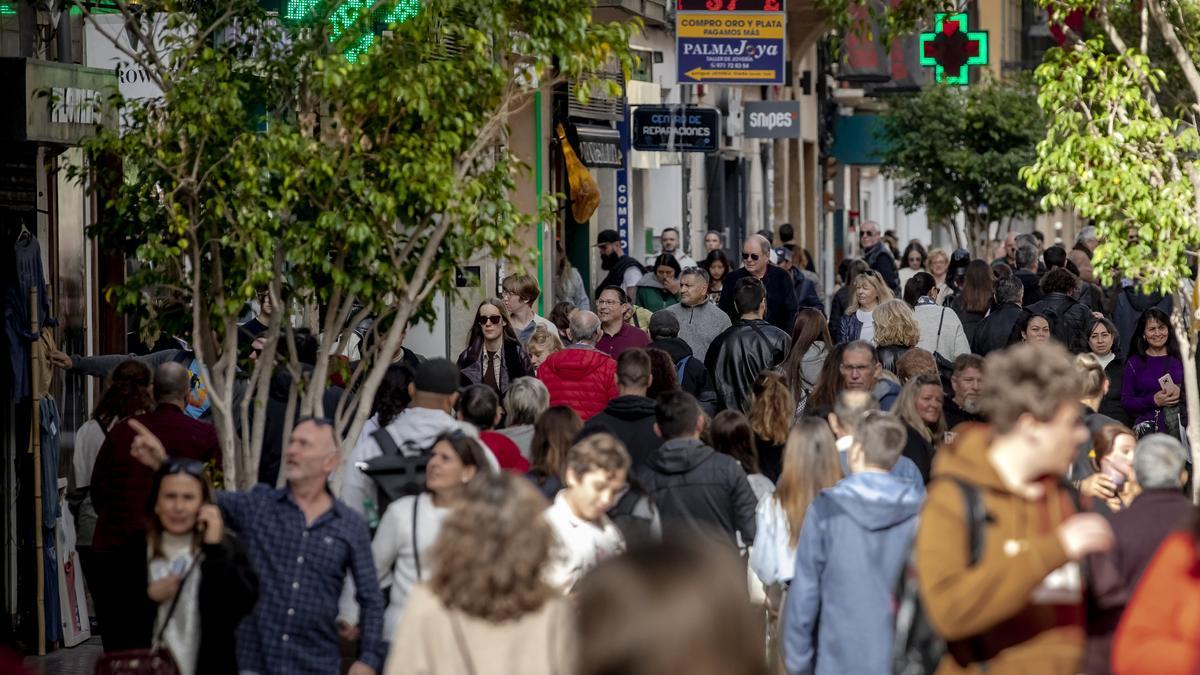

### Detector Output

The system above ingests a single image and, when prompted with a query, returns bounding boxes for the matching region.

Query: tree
[72,0,636,487]
[878,75,1046,252]
[1020,0,1200,501]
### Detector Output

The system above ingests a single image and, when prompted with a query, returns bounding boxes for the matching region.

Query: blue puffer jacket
[784,471,924,675]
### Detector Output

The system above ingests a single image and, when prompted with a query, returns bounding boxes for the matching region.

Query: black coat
[1100,356,1132,425]
[718,265,799,333]
[595,255,645,298]
[635,437,758,548]
[829,285,852,326]
[649,337,718,414]
[944,397,984,430]
[970,303,1024,356]
[706,319,791,413]
[754,433,785,483]
[582,395,661,470]
[255,370,345,486]
[864,242,901,295]
[105,532,259,675]
[950,297,987,347]
[1027,292,1092,353]
[1015,269,1044,306]
[456,337,531,394]
[902,425,934,484]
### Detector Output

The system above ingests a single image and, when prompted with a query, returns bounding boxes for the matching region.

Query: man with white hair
[1082,433,1192,673]
[1074,226,1100,259]
[717,234,798,332]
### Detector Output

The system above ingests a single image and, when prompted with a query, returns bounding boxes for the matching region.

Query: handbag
[94,555,199,675]
[931,308,955,381]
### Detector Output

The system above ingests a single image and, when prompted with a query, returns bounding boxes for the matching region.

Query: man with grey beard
[944,354,985,430]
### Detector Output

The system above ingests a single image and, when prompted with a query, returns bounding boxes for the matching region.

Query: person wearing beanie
[340,358,496,518]
[647,312,718,414]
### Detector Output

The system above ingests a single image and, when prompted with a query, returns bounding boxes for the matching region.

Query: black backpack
[892,479,987,675]
[355,428,429,515]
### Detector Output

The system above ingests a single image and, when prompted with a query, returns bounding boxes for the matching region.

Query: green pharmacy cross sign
[286,0,420,62]
[918,13,988,85]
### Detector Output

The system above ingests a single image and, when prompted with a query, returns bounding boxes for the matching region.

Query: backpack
[355,428,429,516]
[892,478,987,675]
[675,355,691,386]
[608,481,660,548]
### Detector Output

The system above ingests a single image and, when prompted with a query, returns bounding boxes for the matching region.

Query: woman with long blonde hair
[836,270,893,344]
[894,373,946,483]
[749,418,842,672]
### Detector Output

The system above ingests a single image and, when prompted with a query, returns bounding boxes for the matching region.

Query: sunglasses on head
[162,457,206,478]
[742,252,761,261]
[478,315,502,326]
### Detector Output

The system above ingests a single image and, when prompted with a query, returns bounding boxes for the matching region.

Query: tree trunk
[1171,289,1200,504]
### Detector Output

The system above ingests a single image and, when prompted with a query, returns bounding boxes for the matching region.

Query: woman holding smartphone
[102,458,258,675]
[1122,308,1186,436]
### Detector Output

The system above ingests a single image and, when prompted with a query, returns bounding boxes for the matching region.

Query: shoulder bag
[94,555,200,675]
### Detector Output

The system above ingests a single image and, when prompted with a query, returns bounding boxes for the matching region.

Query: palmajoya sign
[677,10,786,85]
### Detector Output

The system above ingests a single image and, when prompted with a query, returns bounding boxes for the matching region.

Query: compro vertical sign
[677,8,785,85]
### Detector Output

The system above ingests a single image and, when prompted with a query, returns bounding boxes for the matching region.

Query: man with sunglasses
[128,416,387,675]
[858,221,900,295]
[717,235,798,333]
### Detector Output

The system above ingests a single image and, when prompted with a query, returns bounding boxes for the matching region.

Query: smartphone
[1159,373,1176,389]
[1101,455,1129,489]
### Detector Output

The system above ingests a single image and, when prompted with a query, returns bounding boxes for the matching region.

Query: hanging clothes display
[5,231,52,399]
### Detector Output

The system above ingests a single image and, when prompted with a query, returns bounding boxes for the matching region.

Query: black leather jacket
[707,319,790,413]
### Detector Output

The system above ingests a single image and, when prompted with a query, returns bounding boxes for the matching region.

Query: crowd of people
[57,221,1200,675]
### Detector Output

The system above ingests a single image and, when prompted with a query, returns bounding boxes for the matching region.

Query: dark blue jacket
[836,313,864,345]
[784,471,924,675]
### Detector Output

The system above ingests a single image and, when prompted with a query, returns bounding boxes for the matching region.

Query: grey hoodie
[784,471,924,675]
[657,300,732,363]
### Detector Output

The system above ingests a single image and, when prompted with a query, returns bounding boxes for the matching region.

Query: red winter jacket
[537,346,618,421]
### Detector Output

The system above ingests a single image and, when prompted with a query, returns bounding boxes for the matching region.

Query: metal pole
[30,286,45,656]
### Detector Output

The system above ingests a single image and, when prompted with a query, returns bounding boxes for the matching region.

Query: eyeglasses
[742,253,761,261]
[860,231,879,238]
[478,315,502,326]
[839,363,873,374]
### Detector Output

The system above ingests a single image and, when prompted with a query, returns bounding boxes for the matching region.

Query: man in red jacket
[89,362,222,636]
[538,310,619,420]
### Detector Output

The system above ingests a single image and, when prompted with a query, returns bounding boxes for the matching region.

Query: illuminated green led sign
[919,13,988,85]
[286,0,420,62]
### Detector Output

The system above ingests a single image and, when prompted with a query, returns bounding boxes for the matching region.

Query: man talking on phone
[128,417,386,675]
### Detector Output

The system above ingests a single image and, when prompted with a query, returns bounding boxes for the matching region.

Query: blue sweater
[784,471,924,675]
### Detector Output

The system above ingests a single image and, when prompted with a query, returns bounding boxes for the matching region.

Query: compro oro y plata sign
[677,11,786,85]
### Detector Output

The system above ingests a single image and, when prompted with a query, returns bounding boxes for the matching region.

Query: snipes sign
[744,100,801,138]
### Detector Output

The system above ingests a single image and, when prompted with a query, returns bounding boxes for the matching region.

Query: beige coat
[384,584,574,675]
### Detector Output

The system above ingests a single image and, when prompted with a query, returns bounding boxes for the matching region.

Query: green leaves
[1022,39,1200,294]
[878,75,1046,244]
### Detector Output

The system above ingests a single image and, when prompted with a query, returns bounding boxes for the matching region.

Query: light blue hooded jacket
[783,471,925,675]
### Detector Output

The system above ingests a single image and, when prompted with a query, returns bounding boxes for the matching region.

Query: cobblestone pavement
[23,637,102,675]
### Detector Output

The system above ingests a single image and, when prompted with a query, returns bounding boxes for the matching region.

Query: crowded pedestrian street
[5,0,1200,674]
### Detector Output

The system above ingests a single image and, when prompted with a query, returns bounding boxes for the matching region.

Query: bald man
[717,234,799,332]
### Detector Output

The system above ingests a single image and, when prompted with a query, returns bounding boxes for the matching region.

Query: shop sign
[0,58,118,145]
[632,105,721,153]
[573,124,624,169]
[744,100,800,138]
[676,9,785,84]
